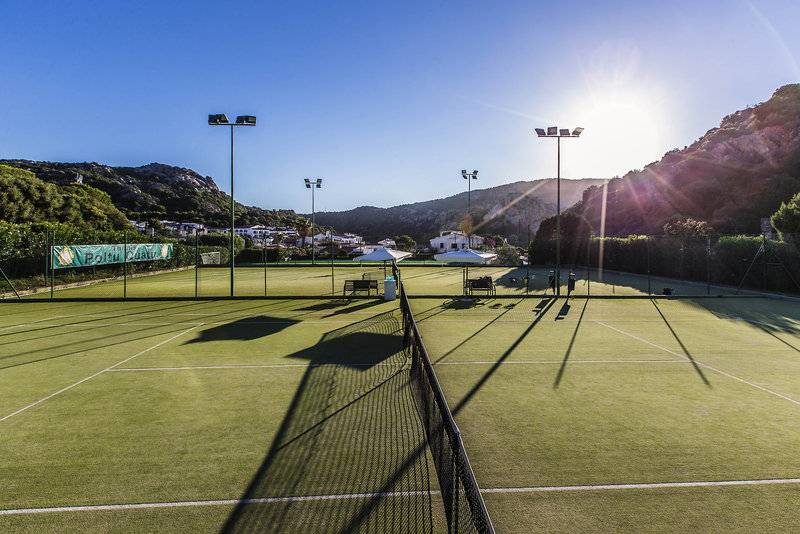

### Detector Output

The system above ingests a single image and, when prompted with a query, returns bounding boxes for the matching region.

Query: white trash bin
[383,278,397,301]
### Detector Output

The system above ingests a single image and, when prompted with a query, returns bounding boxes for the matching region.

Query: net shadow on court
[221,311,443,533]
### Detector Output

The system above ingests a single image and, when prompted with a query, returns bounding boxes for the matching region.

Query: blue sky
[2,0,799,212]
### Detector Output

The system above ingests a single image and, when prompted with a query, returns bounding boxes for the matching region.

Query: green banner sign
[52,243,173,270]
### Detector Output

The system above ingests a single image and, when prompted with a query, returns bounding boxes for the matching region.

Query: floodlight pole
[535,127,583,297]
[230,124,235,296]
[461,170,478,248]
[209,113,256,297]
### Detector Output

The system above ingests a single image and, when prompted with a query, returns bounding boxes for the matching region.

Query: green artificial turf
[0,299,445,533]
[411,296,800,532]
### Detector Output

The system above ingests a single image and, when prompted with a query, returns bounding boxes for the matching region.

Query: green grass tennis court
[0,299,447,533]
[411,295,800,532]
[17,264,742,299]
[3,289,799,532]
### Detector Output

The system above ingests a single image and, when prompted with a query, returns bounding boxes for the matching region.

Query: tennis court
[0,299,448,533]
[410,295,800,532]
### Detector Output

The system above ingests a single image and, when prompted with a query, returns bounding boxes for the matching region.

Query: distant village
[129,220,489,256]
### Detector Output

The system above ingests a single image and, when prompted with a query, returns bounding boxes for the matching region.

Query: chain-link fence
[2,226,797,300]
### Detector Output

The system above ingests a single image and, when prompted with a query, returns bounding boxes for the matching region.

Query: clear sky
[2,0,798,212]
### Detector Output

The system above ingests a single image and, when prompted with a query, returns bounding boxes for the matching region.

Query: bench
[343,279,379,296]
[465,276,495,296]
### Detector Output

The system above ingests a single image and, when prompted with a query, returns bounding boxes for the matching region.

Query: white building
[429,230,484,251]
[298,232,364,248]
[377,238,396,249]
[160,221,207,237]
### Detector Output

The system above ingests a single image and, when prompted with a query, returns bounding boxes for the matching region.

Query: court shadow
[651,300,711,386]
[554,300,588,388]
[453,298,557,415]
[555,300,571,320]
[323,299,384,317]
[293,300,350,312]
[184,315,299,344]
[221,311,438,533]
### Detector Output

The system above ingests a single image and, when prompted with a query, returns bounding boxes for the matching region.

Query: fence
[399,282,495,534]
[2,226,798,300]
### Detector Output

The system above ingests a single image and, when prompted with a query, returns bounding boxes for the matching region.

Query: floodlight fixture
[235,115,257,125]
[559,128,571,136]
[535,128,547,137]
[208,114,230,125]
[572,127,584,137]
[547,126,558,136]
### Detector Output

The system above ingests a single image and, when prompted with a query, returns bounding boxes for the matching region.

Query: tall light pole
[534,126,583,296]
[304,178,323,265]
[209,113,256,297]
[461,169,478,248]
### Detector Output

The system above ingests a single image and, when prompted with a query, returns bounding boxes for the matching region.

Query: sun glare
[565,89,670,179]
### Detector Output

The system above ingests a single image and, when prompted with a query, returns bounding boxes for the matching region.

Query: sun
[561,88,673,180]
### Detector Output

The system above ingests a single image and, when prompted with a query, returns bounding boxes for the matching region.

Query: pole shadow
[553,299,588,388]
[651,299,711,386]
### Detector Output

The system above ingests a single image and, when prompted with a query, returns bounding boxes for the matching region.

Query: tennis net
[399,283,495,534]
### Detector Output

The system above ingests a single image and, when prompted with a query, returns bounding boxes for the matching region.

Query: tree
[295,218,312,245]
[772,192,800,247]
[496,243,521,265]
[662,217,713,238]
[394,235,416,251]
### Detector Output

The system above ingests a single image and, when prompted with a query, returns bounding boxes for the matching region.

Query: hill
[0,164,130,229]
[312,178,605,243]
[0,160,301,229]
[565,84,800,236]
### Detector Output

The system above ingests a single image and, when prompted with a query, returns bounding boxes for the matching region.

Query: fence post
[195,229,199,299]
[330,240,335,296]
[586,237,591,296]
[706,236,711,295]
[268,246,272,300]
[49,230,54,301]
[646,237,652,296]
[123,231,128,299]
[762,235,768,291]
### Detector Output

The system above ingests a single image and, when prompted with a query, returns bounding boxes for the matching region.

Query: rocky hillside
[312,178,605,243]
[567,84,800,235]
[0,160,300,228]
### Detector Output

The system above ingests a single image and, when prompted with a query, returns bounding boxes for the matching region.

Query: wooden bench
[343,279,379,296]
[465,276,495,296]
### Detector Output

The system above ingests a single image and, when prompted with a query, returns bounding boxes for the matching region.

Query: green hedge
[529,234,800,293]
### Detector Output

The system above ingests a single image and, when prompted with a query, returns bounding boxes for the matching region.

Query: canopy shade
[353,248,412,262]
[433,249,497,264]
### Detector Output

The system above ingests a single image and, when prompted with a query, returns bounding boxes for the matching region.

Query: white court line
[482,477,800,494]
[109,359,684,373]
[0,490,436,516]
[596,321,800,408]
[0,326,200,423]
[4,477,800,516]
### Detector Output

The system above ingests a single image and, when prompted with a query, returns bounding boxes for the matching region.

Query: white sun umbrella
[354,247,412,278]
[434,248,497,295]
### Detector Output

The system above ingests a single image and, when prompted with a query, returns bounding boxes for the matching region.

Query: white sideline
[108,359,687,373]
[0,490,436,516]
[482,477,800,494]
[0,326,200,423]
[596,321,800,408]
[4,477,800,516]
